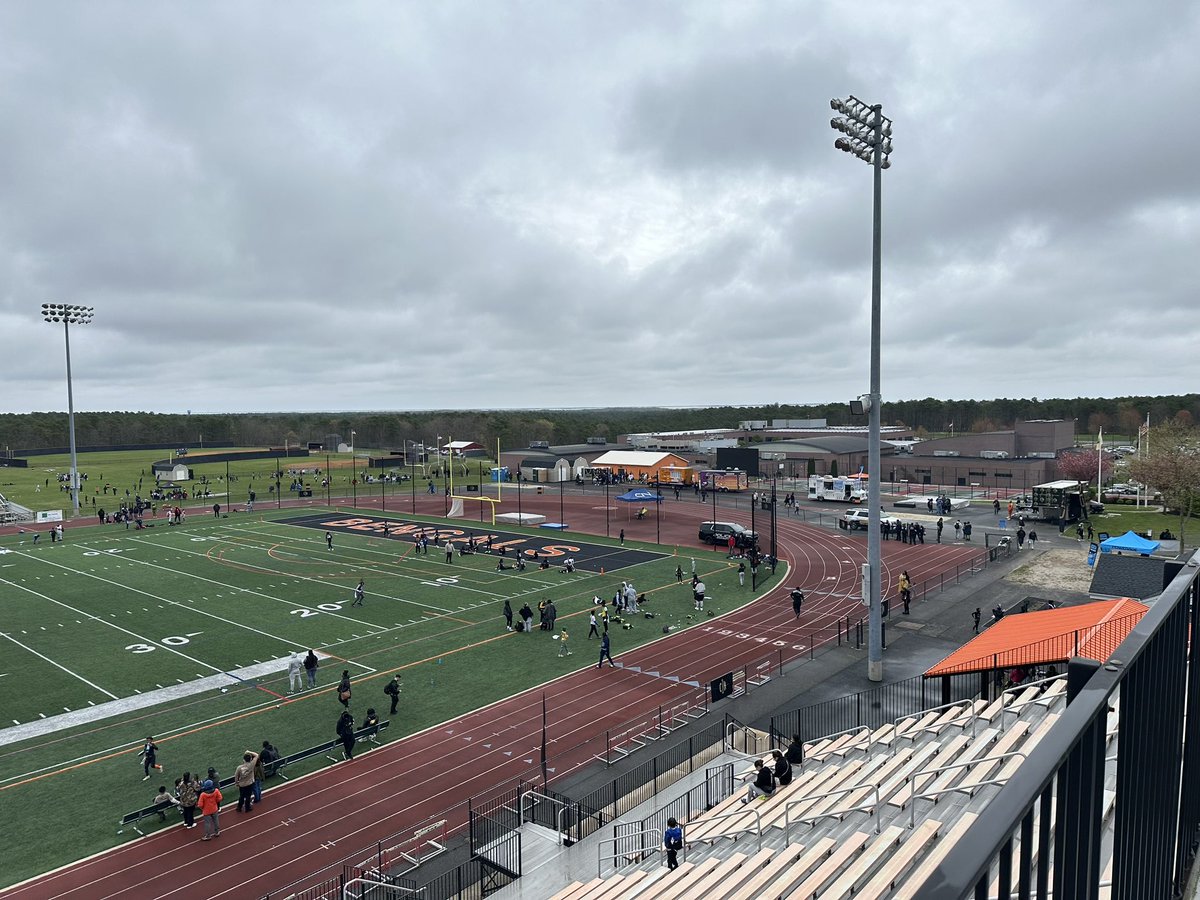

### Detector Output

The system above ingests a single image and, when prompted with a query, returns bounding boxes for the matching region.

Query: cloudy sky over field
[1,2,1197,415]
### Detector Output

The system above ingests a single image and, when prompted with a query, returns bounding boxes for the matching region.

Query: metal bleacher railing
[912,550,1200,898]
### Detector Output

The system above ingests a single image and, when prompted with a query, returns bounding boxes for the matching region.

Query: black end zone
[278,513,664,574]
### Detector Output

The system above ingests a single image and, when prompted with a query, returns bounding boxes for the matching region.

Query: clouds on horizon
[1,1,1197,415]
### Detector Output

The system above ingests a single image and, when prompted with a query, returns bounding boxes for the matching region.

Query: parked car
[698,521,758,548]
[842,509,901,530]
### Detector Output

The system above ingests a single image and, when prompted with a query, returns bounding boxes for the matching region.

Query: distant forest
[2,395,1199,454]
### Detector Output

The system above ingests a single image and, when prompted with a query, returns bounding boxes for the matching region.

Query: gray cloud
[1,1,1197,416]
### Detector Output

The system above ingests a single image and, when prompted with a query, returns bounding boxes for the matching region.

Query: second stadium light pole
[831,94,893,682]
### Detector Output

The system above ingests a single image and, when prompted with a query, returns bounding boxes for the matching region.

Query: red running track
[2,493,984,900]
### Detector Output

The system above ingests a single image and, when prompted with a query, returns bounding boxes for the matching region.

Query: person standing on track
[234,750,258,812]
[597,631,615,668]
[898,572,911,614]
[352,579,365,607]
[619,528,625,546]
[198,779,222,841]
[790,588,804,618]
[139,736,163,781]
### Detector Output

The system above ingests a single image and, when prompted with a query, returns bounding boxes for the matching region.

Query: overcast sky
[1,2,1197,415]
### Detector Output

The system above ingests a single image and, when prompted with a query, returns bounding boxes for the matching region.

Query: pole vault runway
[3,491,985,900]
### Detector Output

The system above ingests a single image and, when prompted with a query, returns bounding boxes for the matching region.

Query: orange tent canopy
[924,599,1148,678]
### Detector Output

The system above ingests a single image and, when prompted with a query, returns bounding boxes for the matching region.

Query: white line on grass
[14,551,326,650]
[0,631,118,699]
[84,538,390,632]
[212,522,506,601]
[129,531,453,616]
[0,575,225,678]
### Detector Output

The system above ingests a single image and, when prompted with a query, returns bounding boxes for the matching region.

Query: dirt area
[1005,548,1094,593]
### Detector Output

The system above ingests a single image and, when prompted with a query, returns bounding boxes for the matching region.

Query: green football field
[0,506,770,887]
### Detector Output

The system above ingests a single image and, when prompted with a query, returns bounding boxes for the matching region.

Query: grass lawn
[1,446,483,520]
[0,505,775,887]
[1089,502,1191,545]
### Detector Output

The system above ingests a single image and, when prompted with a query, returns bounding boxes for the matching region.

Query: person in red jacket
[197,780,222,841]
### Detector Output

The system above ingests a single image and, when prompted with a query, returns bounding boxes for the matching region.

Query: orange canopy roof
[925,599,1148,678]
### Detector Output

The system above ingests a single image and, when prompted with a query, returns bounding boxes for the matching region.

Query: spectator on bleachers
[663,817,683,870]
[742,759,775,804]
[771,749,793,786]
[785,734,804,766]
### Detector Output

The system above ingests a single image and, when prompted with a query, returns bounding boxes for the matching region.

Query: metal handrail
[519,790,573,845]
[597,826,674,877]
[784,783,882,838]
[890,697,983,754]
[803,723,872,765]
[724,718,768,759]
[342,876,424,899]
[679,807,763,850]
[908,750,1027,828]
[998,674,1066,728]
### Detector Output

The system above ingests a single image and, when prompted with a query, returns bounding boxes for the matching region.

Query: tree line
[2,394,1199,455]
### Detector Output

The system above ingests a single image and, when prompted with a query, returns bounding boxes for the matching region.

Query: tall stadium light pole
[40,304,94,515]
[831,94,893,682]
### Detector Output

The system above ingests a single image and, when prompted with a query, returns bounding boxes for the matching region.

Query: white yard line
[0,631,119,700]
[0,575,225,677]
[131,528,460,613]
[15,550,335,648]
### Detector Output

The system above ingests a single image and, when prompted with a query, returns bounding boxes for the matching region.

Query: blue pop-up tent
[615,487,663,520]
[615,488,663,503]
[1099,530,1160,556]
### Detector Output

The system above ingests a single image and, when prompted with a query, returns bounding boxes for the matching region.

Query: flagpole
[1096,427,1103,502]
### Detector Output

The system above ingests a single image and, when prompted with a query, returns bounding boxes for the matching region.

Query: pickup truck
[842,509,901,530]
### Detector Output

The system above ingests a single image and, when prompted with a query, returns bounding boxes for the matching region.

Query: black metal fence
[913,551,1200,898]
[608,762,736,871]
[769,669,983,746]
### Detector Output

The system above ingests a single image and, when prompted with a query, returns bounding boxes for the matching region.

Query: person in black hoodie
[785,733,804,766]
[336,711,356,760]
[771,749,793,786]
[742,758,775,804]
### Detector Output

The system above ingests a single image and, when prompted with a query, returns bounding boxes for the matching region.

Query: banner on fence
[710,672,734,703]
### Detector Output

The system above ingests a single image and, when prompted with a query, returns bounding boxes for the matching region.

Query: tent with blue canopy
[615,487,663,520]
[1099,530,1160,556]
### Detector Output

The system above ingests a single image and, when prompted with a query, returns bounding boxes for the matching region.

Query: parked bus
[807,474,868,503]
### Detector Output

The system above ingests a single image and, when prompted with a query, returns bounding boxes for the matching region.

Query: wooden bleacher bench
[894,812,978,898]
[853,818,942,900]
[772,830,871,898]
[724,841,825,900]
[819,824,906,897]
[119,721,389,834]
[885,733,973,810]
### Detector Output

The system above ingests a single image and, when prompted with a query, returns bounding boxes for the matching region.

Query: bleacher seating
[553,675,1123,899]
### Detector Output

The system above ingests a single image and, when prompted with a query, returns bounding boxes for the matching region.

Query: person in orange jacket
[197,779,222,841]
